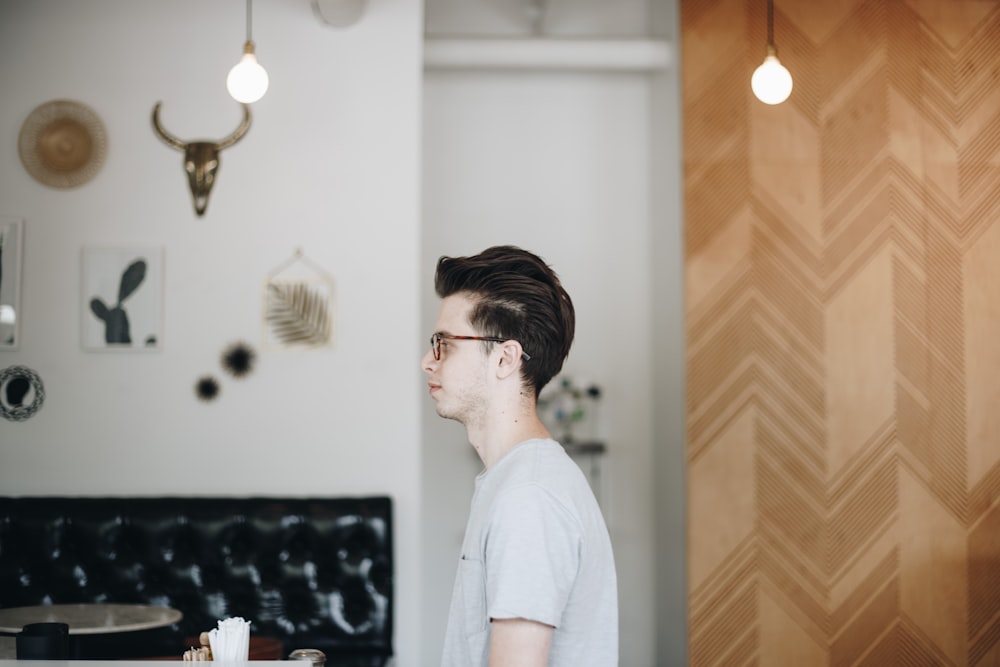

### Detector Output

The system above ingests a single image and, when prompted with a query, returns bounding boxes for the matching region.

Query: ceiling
[423,0,652,37]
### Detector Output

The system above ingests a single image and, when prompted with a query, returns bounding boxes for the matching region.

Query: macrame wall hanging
[263,248,334,350]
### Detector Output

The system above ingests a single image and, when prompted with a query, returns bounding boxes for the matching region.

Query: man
[422,245,618,666]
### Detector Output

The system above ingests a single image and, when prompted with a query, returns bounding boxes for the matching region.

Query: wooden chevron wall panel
[682,0,1000,664]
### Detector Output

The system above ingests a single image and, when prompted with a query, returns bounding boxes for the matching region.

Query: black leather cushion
[0,496,392,664]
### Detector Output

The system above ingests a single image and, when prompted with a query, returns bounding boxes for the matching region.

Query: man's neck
[466,399,551,469]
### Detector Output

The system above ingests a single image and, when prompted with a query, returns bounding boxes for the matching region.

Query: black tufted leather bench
[0,496,393,666]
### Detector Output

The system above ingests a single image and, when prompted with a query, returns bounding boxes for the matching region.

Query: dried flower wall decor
[263,248,334,350]
[195,375,221,402]
[265,281,332,346]
[221,341,257,377]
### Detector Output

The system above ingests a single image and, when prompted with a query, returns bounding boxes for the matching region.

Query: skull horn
[150,102,252,151]
[150,102,253,217]
[216,104,251,150]
[150,102,186,151]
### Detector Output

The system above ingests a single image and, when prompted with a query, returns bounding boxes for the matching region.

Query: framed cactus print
[81,247,164,351]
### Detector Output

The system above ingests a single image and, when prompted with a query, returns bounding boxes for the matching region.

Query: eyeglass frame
[429,333,531,362]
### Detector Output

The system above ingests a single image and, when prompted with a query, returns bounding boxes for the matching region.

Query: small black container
[16,622,70,660]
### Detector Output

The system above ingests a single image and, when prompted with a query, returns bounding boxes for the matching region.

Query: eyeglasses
[429,333,531,362]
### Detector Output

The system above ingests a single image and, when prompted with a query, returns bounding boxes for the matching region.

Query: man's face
[421,293,492,427]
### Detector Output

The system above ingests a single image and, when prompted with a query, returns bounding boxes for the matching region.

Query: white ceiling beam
[423,38,671,72]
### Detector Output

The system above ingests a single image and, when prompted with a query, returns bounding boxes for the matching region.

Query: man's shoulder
[489,439,578,483]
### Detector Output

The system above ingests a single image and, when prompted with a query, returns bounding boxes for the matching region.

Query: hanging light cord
[245,0,253,43]
[766,0,774,47]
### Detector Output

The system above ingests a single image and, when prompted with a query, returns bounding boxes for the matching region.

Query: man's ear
[494,341,525,380]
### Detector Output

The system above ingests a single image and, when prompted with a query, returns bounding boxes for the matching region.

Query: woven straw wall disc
[18,99,107,189]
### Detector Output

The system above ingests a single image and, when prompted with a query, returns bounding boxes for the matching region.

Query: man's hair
[434,245,575,396]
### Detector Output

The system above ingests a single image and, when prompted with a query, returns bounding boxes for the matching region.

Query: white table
[0,604,182,635]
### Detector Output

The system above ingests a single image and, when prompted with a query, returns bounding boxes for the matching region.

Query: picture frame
[0,217,24,350]
[263,276,335,350]
[81,246,164,351]
[262,248,335,351]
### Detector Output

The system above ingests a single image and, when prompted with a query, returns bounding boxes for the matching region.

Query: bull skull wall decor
[151,102,251,216]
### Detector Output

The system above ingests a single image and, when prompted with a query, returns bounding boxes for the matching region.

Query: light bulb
[751,48,792,105]
[227,41,269,104]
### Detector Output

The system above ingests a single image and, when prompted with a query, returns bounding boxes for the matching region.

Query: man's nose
[421,348,436,372]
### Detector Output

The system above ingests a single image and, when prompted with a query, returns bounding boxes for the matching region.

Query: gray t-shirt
[441,439,618,666]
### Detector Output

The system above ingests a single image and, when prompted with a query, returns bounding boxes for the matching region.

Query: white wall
[650,0,689,662]
[0,0,423,663]
[420,70,657,665]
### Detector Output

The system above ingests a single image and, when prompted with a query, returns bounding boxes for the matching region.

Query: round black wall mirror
[0,365,45,422]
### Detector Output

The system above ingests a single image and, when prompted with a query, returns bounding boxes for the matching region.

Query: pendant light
[751,0,792,105]
[227,0,269,104]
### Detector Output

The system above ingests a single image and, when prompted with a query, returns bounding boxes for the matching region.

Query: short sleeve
[483,484,582,628]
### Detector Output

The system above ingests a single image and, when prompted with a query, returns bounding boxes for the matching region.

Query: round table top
[0,604,183,635]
